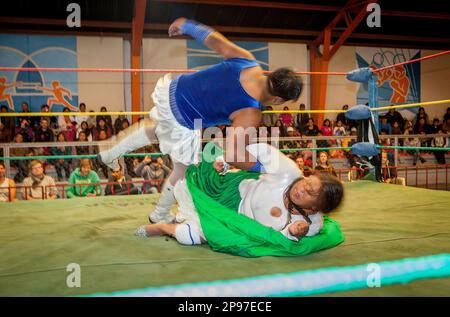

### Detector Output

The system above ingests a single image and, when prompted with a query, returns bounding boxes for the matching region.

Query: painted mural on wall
[0,34,78,112]
[356,48,421,114]
[187,40,269,70]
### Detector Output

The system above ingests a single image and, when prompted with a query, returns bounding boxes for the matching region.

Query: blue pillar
[368,74,379,132]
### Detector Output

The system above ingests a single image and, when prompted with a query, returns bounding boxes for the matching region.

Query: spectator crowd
[0,101,449,201]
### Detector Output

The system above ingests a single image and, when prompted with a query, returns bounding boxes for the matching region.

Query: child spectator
[22,160,58,200]
[320,119,333,136]
[66,159,101,198]
[280,106,294,127]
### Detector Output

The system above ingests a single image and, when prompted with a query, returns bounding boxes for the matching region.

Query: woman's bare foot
[135,223,176,238]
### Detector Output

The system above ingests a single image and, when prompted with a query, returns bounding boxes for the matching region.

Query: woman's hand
[213,160,225,173]
[288,221,310,238]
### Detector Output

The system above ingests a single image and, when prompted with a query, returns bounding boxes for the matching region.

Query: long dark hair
[284,177,312,224]
[284,173,344,219]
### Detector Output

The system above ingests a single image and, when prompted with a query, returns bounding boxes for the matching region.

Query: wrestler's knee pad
[175,223,202,245]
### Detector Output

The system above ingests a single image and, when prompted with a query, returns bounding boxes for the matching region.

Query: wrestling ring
[1,50,450,297]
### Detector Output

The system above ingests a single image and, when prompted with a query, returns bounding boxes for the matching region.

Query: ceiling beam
[154,0,450,20]
[132,0,146,56]
[0,16,131,28]
[2,18,448,47]
[154,0,339,12]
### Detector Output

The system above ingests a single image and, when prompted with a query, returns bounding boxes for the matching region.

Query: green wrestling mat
[1,181,449,296]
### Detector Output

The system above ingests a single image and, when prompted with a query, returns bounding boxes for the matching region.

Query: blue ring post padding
[369,74,380,132]
[352,142,379,157]
[345,105,372,120]
[346,67,372,83]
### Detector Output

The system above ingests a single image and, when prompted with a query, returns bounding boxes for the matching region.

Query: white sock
[100,126,152,165]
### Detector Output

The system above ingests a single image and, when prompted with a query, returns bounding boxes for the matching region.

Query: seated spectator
[22,160,58,200]
[51,132,73,181]
[431,128,447,164]
[0,162,17,202]
[94,129,110,178]
[75,103,89,128]
[134,156,171,194]
[34,118,55,158]
[320,119,333,136]
[274,119,287,137]
[10,133,33,183]
[121,118,130,131]
[96,106,113,132]
[391,121,403,135]
[315,151,337,177]
[57,107,76,133]
[415,107,429,125]
[1,105,16,137]
[404,129,426,165]
[105,163,139,196]
[15,117,34,142]
[87,111,96,130]
[34,118,54,142]
[66,159,101,198]
[114,113,127,135]
[429,118,441,134]
[295,155,312,177]
[385,108,405,130]
[93,118,112,140]
[378,116,392,134]
[381,151,405,186]
[0,121,11,146]
[281,127,300,150]
[39,104,58,130]
[444,107,450,123]
[280,106,293,127]
[336,104,349,128]
[304,118,319,136]
[16,101,32,126]
[316,130,329,149]
[295,103,309,133]
[333,119,346,147]
[76,121,93,142]
[262,105,278,127]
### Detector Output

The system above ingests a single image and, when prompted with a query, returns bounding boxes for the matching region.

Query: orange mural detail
[0,77,19,110]
[372,65,410,103]
[35,81,77,111]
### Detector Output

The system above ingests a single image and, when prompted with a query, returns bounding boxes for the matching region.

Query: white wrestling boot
[98,126,152,169]
[149,182,176,224]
